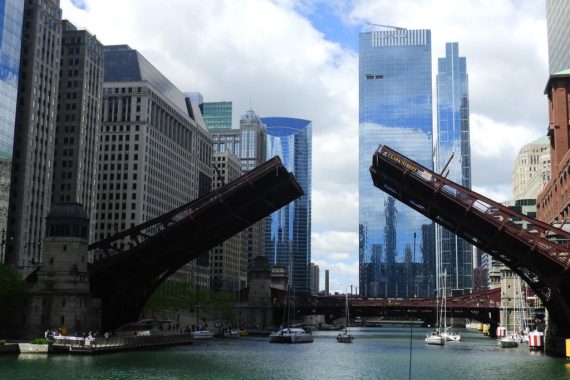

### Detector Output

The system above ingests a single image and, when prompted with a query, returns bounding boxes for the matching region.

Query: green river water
[1,327,568,379]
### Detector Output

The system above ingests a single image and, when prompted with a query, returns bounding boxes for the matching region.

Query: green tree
[0,264,26,327]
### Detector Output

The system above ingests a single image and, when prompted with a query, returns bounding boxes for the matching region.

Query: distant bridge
[88,157,303,331]
[295,288,504,327]
[368,145,570,341]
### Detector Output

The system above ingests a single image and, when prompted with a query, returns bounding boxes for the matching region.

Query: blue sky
[300,2,360,52]
[62,0,548,294]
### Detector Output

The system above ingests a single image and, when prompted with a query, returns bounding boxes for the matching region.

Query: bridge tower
[25,203,101,337]
[246,256,273,328]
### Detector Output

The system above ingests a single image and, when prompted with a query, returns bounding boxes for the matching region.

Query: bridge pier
[544,312,568,357]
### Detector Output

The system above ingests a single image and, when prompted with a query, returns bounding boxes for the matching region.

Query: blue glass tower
[435,42,473,295]
[0,0,22,263]
[261,117,311,293]
[359,28,435,298]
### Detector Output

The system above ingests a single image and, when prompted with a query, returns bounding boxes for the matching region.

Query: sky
[62,0,550,294]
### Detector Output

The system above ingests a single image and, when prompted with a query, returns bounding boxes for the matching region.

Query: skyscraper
[512,136,551,200]
[0,0,23,264]
[262,117,311,293]
[6,0,62,272]
[202,101,232,129]
[546,0,570,74]
[310,262,319,294]
[209,109,268,262]
[359,28,434,298]
[95,44,212,242]
[209,150,245,291]
[435,42,473,295]
[52,21,104,240]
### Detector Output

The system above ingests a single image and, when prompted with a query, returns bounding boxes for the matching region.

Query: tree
[0,264,26,329]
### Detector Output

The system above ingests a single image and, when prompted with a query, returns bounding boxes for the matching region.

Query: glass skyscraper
[202,101,232,129]
[546,0,570,74]
[435,42,473,295]
[359,28,435,298]
[0,0,22,264]
[261,117,311,293]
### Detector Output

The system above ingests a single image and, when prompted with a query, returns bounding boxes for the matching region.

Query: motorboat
[425,331,445,345]
[269,327,313,343]
[192,330,215,340]
[499,335,519,348]
[336,329,354,343]
[441,329,461,342]
[224,329,240,338]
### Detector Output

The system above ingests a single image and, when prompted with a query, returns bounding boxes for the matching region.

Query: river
[1,327,568,379]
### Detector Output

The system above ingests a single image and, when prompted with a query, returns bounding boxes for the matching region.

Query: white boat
[192,330,215,340]
[425,331,445,345]
[224,329,240,338]
[426,270,448,346]
[441,329,461,342]
[499,334,519,348]
[337,293,354,343]
[269,327,313,343]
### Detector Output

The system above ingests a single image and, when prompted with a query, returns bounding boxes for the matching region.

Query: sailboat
[269,273,313,344]
[337,293,354,343]
[440,272,461,342]
[499,276,527,348]
[425,271,445,345]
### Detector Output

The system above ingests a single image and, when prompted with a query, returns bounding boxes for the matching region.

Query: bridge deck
[369,145,570,335]
[89,156,303,330]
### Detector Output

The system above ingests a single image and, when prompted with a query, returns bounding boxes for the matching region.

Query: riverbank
[0,334,193,356]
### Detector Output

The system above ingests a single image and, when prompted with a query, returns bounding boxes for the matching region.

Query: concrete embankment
[0,344,20,355]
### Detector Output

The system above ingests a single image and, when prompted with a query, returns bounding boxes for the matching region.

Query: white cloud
[312,190,358,231]
[60,0,550,293]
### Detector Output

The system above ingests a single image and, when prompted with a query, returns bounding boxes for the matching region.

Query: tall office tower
[95,44,212,253]
[210,109,268,262]
[52,21,103,238]
[546,0,570,74]
[209,150,246,291]
[5,0,62,272]
[359,28,434,298]
[202,101,232,130]
[262,117,311,293]
[309,262,319,294]
[0,0,23,264]
[435,42,473,295]
[325,269,329,295]
[512,136,551,200]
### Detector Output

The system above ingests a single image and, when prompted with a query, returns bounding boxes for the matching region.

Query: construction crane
[367,22,407,31]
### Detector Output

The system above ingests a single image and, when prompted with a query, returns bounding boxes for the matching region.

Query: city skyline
[60,0,550,293]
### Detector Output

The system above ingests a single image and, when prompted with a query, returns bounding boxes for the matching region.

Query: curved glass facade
[262,117,312,293]
[435,42,473,295]
[359,29,435,298]
[0,0,22,263]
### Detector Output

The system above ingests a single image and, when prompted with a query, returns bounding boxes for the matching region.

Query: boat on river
[337,293,354,343]
[192,330,215,340]
[425,331,445,345]
[269,327,313,343]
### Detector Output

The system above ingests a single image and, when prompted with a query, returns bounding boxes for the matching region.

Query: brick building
[537,70,570,224]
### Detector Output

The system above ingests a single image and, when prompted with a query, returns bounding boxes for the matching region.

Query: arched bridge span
[88,157,303,331]
[369,145,570,337]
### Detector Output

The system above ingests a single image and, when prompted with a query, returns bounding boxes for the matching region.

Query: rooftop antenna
[367,22,407,31]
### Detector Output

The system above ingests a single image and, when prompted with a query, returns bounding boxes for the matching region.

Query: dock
[52,334,193,354]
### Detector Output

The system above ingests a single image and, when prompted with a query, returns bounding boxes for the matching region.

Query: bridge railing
[89,156,294,258]
[372,145,570,268]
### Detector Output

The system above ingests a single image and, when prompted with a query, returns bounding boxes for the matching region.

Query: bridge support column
[544,311,568,357]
